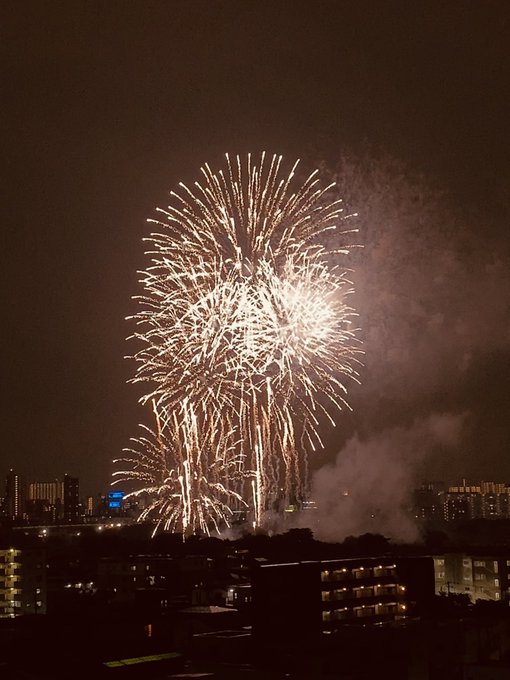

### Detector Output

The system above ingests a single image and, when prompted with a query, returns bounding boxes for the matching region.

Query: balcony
[352,567,373,580]
[322,588,350,602]
[321,569,351,582]
[373,565,397,577]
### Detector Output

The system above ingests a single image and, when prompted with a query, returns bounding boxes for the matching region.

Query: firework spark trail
[117,153,361,533]
[113,399,245,536]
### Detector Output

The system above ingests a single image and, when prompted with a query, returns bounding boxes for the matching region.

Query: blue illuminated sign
[108,491,124,500]
[108,501,121,508]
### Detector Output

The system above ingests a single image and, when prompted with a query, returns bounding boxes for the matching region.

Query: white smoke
[307,412,466,543]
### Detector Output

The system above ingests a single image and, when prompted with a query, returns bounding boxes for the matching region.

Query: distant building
[28,480,64,506]
[107,490,124,516]
[481,492,509,519]
[63,474,79,522]
[27,480,64,523]
[85,495,94,516]
[0,547,46,617]
[413,482,445,521]
[414,479,510,523]
[443,491,481,522]
[4,470,24,520]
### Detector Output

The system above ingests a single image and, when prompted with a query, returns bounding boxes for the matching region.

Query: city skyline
[7,465,510,540]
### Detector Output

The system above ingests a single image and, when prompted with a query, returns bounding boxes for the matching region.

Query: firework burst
[116,153,361,533]
[113,400,246,536]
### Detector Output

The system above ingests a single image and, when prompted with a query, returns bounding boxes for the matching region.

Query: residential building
[27,480,64,523]
[63,474,79,522]
[97,554,214,608]
[434,553,510,602]
[0,547,46,617]
[252,556,434,645]
[413,480,510,523]
[4,470,24,520]
[413,482,445,521]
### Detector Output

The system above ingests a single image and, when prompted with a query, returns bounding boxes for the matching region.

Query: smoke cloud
[318,151,510,484]
[309,412,466,543]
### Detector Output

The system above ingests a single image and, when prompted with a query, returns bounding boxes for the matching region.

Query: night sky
[3,1,510,498]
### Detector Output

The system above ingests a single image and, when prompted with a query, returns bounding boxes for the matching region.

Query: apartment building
[252,556,434,644]
[434,553,510,602]
[0,547,46,617]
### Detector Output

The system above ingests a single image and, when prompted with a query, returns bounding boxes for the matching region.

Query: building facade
[0,547,46,617]
[27,480,64,523]
[4,470,24,520]
[252,556,434,645]
[414,480,510,523]
[434,553,510,602]
[63,474,79,522]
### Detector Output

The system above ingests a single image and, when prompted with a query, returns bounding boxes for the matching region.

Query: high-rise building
[86,495,94,516]
[4,470,24,520]
[26,480,64,523]
[413,480,510,523]
[28,480,64,506]
[63,474,79,522]
[413,482,445,521]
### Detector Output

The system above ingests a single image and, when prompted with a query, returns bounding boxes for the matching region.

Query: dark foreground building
[252,555,434,645]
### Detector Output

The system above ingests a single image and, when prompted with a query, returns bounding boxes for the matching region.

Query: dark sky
[2,1,510,496]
